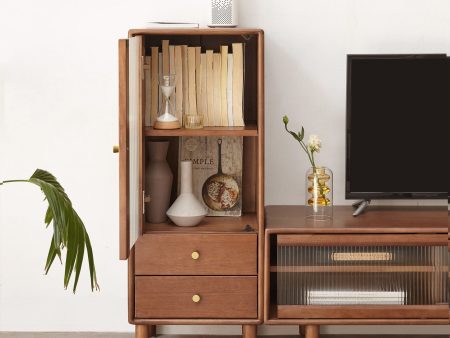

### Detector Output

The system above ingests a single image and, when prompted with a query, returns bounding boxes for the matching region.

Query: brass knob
[191,251,200,260]
[192,294,201,303]
[113,145,119,153]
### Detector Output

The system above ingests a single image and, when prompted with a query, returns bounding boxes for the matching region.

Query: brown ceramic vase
[145,141,173,223]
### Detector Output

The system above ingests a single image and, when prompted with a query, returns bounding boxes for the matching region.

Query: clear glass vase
[305,166,333,221]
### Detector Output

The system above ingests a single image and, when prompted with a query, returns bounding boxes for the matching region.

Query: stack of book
[144,40,245,127]
[307,290,406,305]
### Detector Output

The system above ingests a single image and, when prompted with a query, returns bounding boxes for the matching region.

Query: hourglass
[153,74,181,129]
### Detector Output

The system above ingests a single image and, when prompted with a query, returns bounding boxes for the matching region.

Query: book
[188,47,197,115]
[195,47,202,117]
[150,47,159,125]
[144,56,152,127]
[158,52,163,112]
[180,136,243,216]
[220,46,229,126]
[232,43,245,126]
[212,53,222,126]
[174,46,183,122]
[181,45,189,123]
[205,50,214,126]
[227,54,234,126]
[169,45,175,74]
[162,40,170,75]
[199,53,208,124]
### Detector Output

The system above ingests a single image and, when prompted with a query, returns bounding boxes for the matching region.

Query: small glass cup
[184,114,204,129]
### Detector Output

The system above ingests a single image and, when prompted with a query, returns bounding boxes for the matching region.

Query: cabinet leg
[148,325,156,337]
[299,325,306,336]
[242,324,257,338]
[135,325,148,338]
[304,325,319,338]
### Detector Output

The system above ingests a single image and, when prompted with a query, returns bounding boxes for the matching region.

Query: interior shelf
[144,125,258,137]
[144,213,258,234]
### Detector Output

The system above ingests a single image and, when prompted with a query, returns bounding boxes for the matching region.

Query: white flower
[308,134,322,153]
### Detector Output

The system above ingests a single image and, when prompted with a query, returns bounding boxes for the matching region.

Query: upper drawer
[135,233,257,275]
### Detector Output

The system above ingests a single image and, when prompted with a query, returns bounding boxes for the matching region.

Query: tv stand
[352,199,371,216]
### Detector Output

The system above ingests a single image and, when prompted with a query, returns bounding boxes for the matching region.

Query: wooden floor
[0,334,447,338]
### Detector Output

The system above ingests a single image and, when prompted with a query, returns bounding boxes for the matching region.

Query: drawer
[135,276,257,319]
[135,233,257,275]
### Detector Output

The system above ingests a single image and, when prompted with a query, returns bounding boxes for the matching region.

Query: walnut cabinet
[117,28,264,338]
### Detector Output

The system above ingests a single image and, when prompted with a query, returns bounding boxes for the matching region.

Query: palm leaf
[23,169,99,292]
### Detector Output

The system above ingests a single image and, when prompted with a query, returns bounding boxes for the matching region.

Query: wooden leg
[304,325,319,338]
[299,325,306,336]
[148,325,156,337]
[135,325,149,338]
[242,324,257,338]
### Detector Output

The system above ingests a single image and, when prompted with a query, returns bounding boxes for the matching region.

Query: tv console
[264,205,448,338]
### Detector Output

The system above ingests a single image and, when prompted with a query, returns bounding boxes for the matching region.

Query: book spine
[188,47,197,115]
[181,45,189,123]
[232,43,245,127]
[199,53,208,125]
[158,52,162,113]
[162,40,170,75]
[227,54,234,127]
[174,46,183,123]
[144,56,152,127]
[205,50,214,127]
[195,47,202,118]
[150,47,159,125]
[220,46,229,126]
[212,53,222,126]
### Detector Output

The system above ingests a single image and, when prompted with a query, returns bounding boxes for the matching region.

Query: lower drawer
[135,276,257,319]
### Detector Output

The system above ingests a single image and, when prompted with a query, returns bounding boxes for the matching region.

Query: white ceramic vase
[166,160,207,226]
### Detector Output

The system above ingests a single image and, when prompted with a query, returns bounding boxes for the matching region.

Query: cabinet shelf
[144,125,258,137]
[144,213,258,234]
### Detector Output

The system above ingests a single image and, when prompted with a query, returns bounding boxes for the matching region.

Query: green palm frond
[1,169,99,293]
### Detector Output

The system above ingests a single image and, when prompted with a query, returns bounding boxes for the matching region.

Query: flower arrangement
[283,115,332,212]
[282,115,322,168]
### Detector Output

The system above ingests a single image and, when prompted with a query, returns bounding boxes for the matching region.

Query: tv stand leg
[242,324,256,338]
[352,199,371,216]
[135,325,148,338]
[299,325,306,336]
[304,325,320,338]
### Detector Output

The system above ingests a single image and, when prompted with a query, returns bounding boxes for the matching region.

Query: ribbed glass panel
[276,245,448,306]
[128,36,142,248]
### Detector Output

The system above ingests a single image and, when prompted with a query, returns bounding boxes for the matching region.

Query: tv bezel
[345,54,448,200]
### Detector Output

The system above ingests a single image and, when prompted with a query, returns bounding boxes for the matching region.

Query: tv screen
[346,54,449,199]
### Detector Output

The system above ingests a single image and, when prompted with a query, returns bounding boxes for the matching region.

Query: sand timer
[154,74,181,130]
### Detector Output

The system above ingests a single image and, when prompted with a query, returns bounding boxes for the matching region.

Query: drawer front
[135,276,257,318]
[135,233,257,275]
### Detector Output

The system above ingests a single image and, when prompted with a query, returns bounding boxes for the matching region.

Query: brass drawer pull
[113,145,119,153]
[192,294,201,303]
[191,251,200,260]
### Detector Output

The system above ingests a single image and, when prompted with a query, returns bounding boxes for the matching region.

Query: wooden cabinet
[264,206,449,337]
[117,28,264,338]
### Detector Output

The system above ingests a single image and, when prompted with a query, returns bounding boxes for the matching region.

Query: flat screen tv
[346,54,449,200]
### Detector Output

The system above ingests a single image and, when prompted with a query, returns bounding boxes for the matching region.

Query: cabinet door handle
[113,145,119,153]
[192,294,201,303]
[191,251,200,260]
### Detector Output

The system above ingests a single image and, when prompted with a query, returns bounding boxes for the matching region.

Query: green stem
[0,179,29,185]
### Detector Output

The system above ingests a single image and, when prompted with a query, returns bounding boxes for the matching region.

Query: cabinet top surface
[128,27,264,37]
[265,205,448,234]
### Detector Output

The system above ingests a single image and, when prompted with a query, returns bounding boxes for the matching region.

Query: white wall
[0,0,448,335]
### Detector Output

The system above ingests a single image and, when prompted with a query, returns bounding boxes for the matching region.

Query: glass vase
[305,166,333,221]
